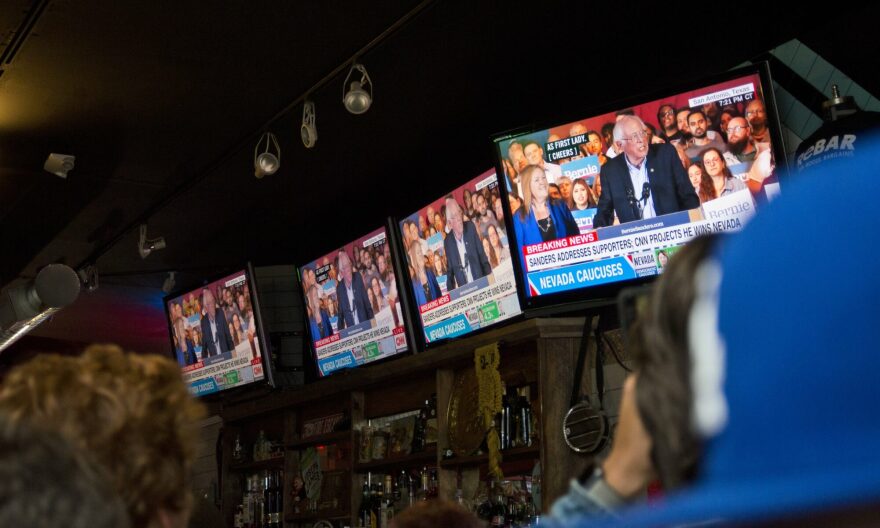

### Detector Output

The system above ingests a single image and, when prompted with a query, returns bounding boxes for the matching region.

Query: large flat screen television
[397,169,522,345]
[493,63,785,313]
[164,265,272,397]
[299,226,412,377]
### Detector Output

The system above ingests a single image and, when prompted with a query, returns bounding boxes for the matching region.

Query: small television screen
[494,63,784,311]
[164,268,270,397]
[398,169,522,345]
[299,226,410,377]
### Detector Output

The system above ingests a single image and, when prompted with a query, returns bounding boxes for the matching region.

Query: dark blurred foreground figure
[588,133,880,527]
[390,500,484,528]
[0,344,205,528]
[0,413,130,528]
[547,236,716,524]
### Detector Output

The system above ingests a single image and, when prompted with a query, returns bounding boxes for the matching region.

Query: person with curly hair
[0,344,205,528]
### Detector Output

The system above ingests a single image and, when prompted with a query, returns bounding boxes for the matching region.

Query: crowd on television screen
[301,239,402,343]
[401,182,511,307]
[501,95,777,239]
[167,279,259,367]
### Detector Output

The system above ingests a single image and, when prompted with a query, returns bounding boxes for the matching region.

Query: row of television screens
[165,63,787,396]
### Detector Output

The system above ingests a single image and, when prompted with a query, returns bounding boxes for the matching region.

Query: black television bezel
[392,170,525,350]
[297,223,419,379]
[161,262,275,398]
[491,61,788,316]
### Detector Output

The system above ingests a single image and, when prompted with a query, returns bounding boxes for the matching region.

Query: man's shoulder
[601,153,627,172]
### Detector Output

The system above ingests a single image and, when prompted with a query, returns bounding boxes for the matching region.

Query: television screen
[164,268,269,396]
[299,226,410,377]
[399,169,522,344]
[494,64,784,310]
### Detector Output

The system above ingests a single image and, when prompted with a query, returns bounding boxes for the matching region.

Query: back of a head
[0,413,130,528]
[634,235,717,489]
[0,344,205,528]
[390,500,484,528]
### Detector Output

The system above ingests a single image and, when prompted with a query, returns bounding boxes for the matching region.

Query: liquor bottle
[411,406,426,453]
[454,471,466,510]
[500,394,511,451]
[358,479,373,528]
[425,394,438,446]
[377,482,391,528]
[273,469,283,528]
[490,483,506,527]
[233,432,244,462]
[234,504,244,528]
[427,468,439,499]
[476,481,493,522]
[519,396,533,447]
[254,473,265,528]
[254,430,267,461]
[417,466,429,502]
[383,474,396,524]
[370,482,382,528]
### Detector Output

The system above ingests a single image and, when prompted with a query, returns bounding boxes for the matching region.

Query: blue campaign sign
[424,314,473,343]
[189,377,218,396]
[527,256,636,295]
[560,155,600,182]
[318,350,357,376]
[597,210,691,240]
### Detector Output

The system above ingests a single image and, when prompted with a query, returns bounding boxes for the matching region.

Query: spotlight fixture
[301,100,318,148]
[138,224,166,259]
[0,264,81,352]
[254,132,281,179]
[342,63,373,115]
[162,271,176,294]
[43,153,75,178]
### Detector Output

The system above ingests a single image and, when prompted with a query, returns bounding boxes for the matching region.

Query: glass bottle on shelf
[358,478,373,528]
[233,432,244,462]
[254,430,267,462]
[475,480,492,522]
[519,396,533,447]
[490,481,506,527]
[426,394,438,446]
[500,394,511,451]
[415,466,430,502]
[412,407,426,453]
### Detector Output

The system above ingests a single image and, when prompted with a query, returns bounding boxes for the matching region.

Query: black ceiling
[2,1,878,353]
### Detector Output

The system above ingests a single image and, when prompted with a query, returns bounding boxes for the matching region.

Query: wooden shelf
[439,444,540,469]
[286,430,350,449]
[229,457,285,472]
[353,446,438,473]
[284,508,350,523]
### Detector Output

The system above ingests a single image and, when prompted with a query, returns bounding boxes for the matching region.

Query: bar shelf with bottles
[219,318,596,528]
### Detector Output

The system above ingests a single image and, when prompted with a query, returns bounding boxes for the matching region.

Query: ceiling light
[0,264,81,352]
[254,132,281,178]
[301,100,317,148]
[343,63,373,115]
[43,153,75,178]
[138,224,166,259]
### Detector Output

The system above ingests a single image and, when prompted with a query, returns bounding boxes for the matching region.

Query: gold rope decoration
[475,342,503,480]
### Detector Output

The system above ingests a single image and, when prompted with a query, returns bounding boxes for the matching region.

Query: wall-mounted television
[397,169,522,345]
[299,226,412,377]
[164,265,273,397]
[493,63,785,313]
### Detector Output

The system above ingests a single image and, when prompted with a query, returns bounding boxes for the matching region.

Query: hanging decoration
[475,342,504,480]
